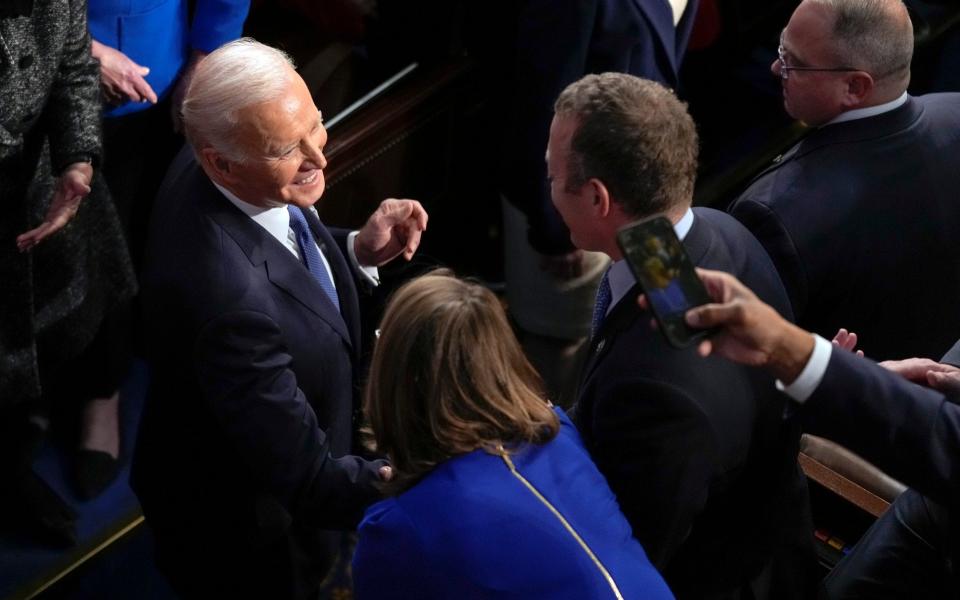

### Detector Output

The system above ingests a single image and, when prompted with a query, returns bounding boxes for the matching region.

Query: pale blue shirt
[214,183,379,287]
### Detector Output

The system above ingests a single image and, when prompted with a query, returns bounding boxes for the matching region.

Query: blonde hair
[365,272,559,492]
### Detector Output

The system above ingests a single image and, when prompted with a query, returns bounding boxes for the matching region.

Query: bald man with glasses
[730,0,960,363]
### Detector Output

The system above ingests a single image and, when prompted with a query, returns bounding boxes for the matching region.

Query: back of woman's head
[365,272,559,492]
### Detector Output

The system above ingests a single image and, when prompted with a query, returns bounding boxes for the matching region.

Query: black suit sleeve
[589,378,720,568]
[804,350,960,509]
[730,198,808,319]
[194,310,383,530]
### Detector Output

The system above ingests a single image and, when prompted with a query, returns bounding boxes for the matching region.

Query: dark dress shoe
[74,449,120,500]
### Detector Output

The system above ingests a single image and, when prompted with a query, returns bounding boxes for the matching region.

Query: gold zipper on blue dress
[497,446,625,600]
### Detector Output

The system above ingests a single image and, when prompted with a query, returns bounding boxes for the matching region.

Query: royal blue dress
[88,0,249,117]
[353,409,673,599]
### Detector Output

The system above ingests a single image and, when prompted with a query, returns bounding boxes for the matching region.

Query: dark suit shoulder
[690,208,794,321]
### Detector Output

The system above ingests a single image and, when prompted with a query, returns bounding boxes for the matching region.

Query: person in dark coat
[551,72,815,598]
[133,39,426,599]
[0,0,136,545]
[729,0,960,362]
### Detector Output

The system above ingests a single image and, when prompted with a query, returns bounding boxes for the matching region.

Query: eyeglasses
[777,31,861,80]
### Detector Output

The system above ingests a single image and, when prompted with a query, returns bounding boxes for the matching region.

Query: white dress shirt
[825,92,908,127]
[214,183,379,287]
[666,0,689,26]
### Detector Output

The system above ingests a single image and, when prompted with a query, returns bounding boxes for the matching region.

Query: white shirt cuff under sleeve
[346,231,380,286]
[776,334,833,404]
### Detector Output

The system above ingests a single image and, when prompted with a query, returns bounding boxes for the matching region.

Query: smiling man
[730,0,960,362]
[132,39,427,599]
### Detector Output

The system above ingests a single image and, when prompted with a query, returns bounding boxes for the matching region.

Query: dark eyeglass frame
[777,31,862,81]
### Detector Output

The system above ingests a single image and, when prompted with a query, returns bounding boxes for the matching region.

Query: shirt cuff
[346,231,380,287]
[776,334,833,404]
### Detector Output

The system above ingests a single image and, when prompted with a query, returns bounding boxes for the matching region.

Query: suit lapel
[201,184,353,349]
[578,284,643,392]
[628,0,680,80]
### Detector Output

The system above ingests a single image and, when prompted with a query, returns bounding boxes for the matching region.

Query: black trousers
[821,488,960,599]
[60,100,183,401]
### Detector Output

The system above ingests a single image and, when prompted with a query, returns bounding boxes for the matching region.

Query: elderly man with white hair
[730,0,960,363]
[131,39,426,600]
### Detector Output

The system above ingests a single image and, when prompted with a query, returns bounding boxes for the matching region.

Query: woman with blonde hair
[353,272,672,599]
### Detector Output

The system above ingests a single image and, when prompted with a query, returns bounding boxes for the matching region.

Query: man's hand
[171,50,206,133]
[16,162,93,251]
[676,268,815,383]
[539,249,586,280]
[832,328,864,357]
[91,40,157,106]
[880,358,960,395]
[354,199,428,266]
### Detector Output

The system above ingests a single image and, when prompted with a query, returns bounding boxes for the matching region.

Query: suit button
[18,55,33,69]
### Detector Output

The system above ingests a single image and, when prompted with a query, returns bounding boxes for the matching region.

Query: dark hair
[554,73,698,218]
[365,272,559,493]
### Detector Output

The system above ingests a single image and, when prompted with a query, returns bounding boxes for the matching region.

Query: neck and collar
[606,207,694,313]
[824,91,908,127]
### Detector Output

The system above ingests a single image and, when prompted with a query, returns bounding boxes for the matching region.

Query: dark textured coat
[0,0,135,404]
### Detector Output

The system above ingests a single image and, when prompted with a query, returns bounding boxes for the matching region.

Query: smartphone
[616,215,714,348]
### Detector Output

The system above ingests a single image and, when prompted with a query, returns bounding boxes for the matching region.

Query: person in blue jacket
[65,0,249,499]
[353,272,673,599]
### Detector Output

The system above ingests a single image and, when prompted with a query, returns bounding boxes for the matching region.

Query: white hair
[181,38,297,161]
[808,0,913,85]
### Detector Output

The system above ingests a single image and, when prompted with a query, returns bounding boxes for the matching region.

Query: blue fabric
[353,408,673,599]
[591,267,612,338]
[288,206,340,313]
[87,0,249,118]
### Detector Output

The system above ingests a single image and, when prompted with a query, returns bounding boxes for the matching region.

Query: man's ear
[199,146,233,185]
[843,71,875,108]
[588,178,612,218]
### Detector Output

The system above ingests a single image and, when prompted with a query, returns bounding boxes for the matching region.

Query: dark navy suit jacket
[353,409,674,599]
[502,0,700,253]
[802,349,960,510]
[133,150,383,600]
[731,94,960,361]
[573,208,814,598]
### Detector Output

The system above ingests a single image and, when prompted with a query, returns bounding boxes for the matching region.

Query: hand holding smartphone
[616,215,714,348]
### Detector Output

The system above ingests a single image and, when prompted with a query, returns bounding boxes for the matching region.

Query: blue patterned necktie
[287,206,340,312]
[591,268,612,338]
